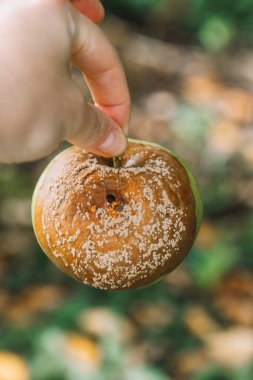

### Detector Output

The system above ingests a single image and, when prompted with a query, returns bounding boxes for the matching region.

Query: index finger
[70,9,131,130]
[70,0,105,23]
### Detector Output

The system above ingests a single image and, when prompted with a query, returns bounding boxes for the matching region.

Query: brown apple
[32,139,202,290]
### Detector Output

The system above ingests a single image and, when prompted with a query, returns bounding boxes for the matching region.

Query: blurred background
[1,1,253,379]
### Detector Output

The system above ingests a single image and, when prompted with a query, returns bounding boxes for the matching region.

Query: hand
[0,0,130,163]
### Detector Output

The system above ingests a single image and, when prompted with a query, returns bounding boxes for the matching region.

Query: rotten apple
[32,139,202,290]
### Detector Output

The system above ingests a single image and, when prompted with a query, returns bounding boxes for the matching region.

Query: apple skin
[138,140,203,236]
[32,139,203,290]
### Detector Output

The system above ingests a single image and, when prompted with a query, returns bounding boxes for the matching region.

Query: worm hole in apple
[106,193,116,204]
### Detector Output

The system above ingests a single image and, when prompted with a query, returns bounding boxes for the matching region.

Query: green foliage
[198,17,234,52]
[29,328,170,380]
[194,363,253,380]
[180,0,253,50]
[104,0,253,50]
[31,329,67,380]
[194,365,231,380]
[103,0,164,22]
[173,104,212,142]
[125,367,169,380]
[233,364,253,380]
[190,243,239,288]
[0,165,31,197]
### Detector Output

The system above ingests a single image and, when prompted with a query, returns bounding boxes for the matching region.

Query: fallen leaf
[129,112,171,146]
[174,349,208,378]
[4,285,65,327]
[164,266,193,292]
[205,328,253,368]
[142,91,177,121]
[78,307,137,343]
[0,198,31,226]
[183,74,225,105]
[236,180,253,207]
[218,88,253,124]
[215,271,253,326]
[132,301,174,329]
[207,119,241,157]
[0,351,30,380]
[64,334,102,372]
[184,305,221,339]
[239,128,253,168]
[195,221,219,249]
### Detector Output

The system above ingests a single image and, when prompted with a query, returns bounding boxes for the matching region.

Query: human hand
[0,0,130,163]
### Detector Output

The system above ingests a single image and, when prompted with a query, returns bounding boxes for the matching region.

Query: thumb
[63,88,127,157]
[64,4,130,157]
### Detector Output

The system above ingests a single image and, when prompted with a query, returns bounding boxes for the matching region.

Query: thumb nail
[98,127,127,156]
[123,125,129,134]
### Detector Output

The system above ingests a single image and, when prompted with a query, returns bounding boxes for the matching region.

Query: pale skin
[0,0,130,163]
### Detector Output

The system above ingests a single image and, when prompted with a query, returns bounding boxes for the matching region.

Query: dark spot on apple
[106,194,117,204]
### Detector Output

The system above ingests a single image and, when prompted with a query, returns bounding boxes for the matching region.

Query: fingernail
[98,128,127,156]
[123,125,129,134]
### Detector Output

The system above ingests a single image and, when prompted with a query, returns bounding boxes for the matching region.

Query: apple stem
[113,157,120,169]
